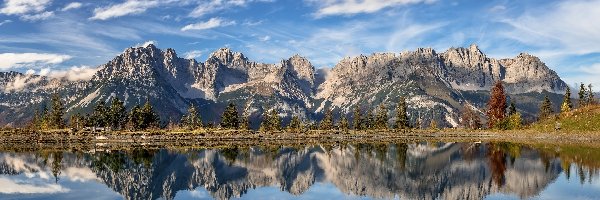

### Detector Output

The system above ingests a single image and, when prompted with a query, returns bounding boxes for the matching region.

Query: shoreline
[1,129,600,151]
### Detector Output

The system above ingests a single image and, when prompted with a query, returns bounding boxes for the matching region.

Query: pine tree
[508,101,517,116]
[29,110,41,130]
[268,109,281,131]
[375,104,388,130]
[539,95,553,120]
[141,100,160,129]
[287,115,301,133]
[365,110,374,130]
[395,97,409,130]
[429,119,437,130]
[352,106,362,130]
[127,105,143,131]
[460,104,481,129]
[220,103,239,129]
[579,83,587,107]
[587,84,596,105]
[260,111,271,132]
[239,115,250,130]
[487,81,507,128]
[91,101,107,128]
[182,104,202,130]
[339,116,349,132]
[108,98,127,130]
[561,86,573,114]
[47,94,65,129]
[69,113,85,131]
[319,108,334,130]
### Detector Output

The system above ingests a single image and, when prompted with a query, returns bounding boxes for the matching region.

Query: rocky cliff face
[0,44,566,127]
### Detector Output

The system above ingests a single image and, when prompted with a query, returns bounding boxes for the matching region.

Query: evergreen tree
[182,104,202,130]
[287,116,301,133]
[108,98,127,130]
[508,101,517,116]
[268,109,281,131]
[141,100,160,129]
[487,81,507,128]
[588,84,596,105]
[339,116,349,132]
[127,105,143,131]
[69,113,85,131]
[260,111,271,132]
[395,97,409,130]
[220,103,239,129]
[365,110,374,130]
[539,95,553,120]
[352,106,362,130]
[375,104,388,130]
[319,108,334,130]
[561,86,573,113]
[460,104,481,129]
[40,106,49,130]
[29,110,41,130]
[91,101,107,128]
[239,115,250,130]
[579,83,587,107]
[429,119,437,130]
[47,94,65,129]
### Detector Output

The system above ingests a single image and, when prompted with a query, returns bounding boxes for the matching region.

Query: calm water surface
[1,142,599,200]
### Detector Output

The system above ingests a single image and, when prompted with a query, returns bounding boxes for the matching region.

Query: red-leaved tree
[487,81,507,128]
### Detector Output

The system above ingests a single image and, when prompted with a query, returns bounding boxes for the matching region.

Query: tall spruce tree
[395,97,409,129]
[561,86,573,113]
[539,95,553,120]
[487,81,507,128]
[260,111,271,132]
[319,108,334,130]
[108,98,127,130]
[375,104,388,130]
[352,106,362,130]
[91,101,107,128]
[339,116,349,132]
[70,113,85,131]
[141,100,160,129]
[220,103,239,129]
[182,104,202,130]
[48,93,65,129]
[579,83,587,107]
[365,110,374,130]
[287,115,301,132]
[588,84,596,105]
[269,109,281,131]
[127,105,143,131]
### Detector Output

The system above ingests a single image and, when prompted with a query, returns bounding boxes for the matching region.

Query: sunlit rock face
[0,143,567,200]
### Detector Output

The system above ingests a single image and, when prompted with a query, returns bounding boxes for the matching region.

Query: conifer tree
[29,110,42,130]
[539,95,553,120]
[587,84,596,105]
[339,116,349,132]
[395,97,409,130]
[127,105,143,131]
[69,113,85,131]
[319,108,334,130]
[487,81,507,128]
[352,106,362,130]
[508,101,517,116]
[91,101,107,128]
[260,111,271,132]
[375,104,388,130]
[141,100,160,129]
[579,83,587,107]
[365,110,374,130]
[48,94,66,129]
[287,115,301,133]
[108,98,127,130]
[239,115,250,130]
[182,104,202,130]
[268,109,281,131]
[220,102,239,129]
[561,86,573,113]
[429,119,437,130]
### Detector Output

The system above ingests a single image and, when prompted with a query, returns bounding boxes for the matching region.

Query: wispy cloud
[0,0,53,21]
[0,53,72,70]
[61,2,83,11]
[21,11,53,21]
[0,19,12,26]
[46,65,99,81]
[189,0,273,18]
[305,0,436,17]
[90,0,160,20]
[184,50,206,59]
[181,18,236,31]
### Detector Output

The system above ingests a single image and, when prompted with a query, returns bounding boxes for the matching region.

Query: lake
[0,142,599,200]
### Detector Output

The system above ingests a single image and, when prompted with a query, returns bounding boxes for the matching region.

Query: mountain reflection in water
[1,142,599,200]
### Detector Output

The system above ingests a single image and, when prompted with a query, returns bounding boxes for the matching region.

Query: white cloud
[46,65,99,81]
[21,11,53,21]
[3,73,43,92]
[0,53,72,69]
[181,18,236,31]
[0,19,12,26]
[90,0,160,20]
[0,177,69,194]
[0,0,51,15]
[189,0,273,17]
[184,50,206,59]
[306,0,436,17]
[133,40,157,48]
[61,2,82,11]
[259,35,271,41]
[502,0,600,56]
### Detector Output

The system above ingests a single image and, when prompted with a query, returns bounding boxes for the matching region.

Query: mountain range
[0,44,567,128]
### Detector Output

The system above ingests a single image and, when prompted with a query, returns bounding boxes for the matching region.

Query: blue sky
[0,0,599,87]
